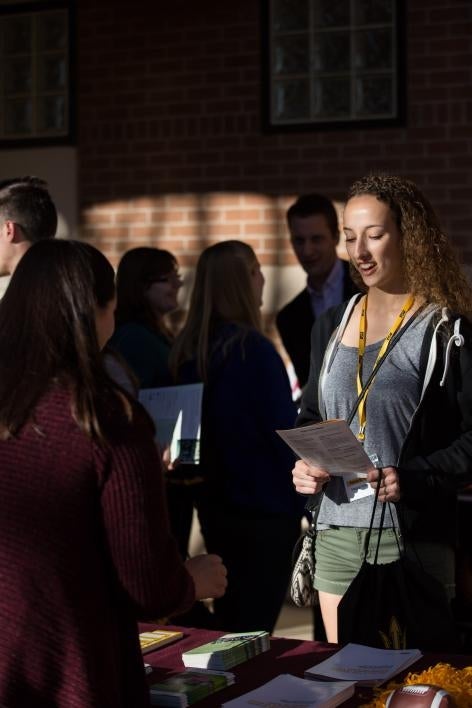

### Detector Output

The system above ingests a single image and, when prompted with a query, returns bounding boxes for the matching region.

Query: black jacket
[297,298,472,545]
[276,261,357,388]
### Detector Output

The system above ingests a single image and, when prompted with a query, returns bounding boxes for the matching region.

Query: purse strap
[364,479,402,563]
[305,303,425,516]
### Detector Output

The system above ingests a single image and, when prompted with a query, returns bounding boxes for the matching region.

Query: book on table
[221,673,356,707]
[304,643,422,687]
[149,668,235,707]
[182,631,270,670]
[139,629,184,654]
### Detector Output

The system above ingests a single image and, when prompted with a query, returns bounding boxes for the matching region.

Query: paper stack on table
[182,631,270,670]
[304,643,422,687]
[222,673,356,707]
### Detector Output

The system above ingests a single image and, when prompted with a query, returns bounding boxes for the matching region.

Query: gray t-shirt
[318,305,437,528]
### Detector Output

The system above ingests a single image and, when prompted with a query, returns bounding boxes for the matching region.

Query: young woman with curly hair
[292,174,472,643]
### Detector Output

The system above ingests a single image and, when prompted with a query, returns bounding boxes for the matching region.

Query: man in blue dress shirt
[276,193,357,389]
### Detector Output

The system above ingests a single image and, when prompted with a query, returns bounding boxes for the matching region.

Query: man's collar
[307,258,343,295]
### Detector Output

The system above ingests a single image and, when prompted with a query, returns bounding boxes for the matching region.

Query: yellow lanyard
[356,293,415,441]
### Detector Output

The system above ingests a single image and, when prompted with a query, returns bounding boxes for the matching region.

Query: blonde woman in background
[171,240,304,633]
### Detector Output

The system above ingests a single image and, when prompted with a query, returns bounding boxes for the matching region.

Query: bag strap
[364,475,382,555]
[305,304,425,516]
[364,483,402,563]
[346,303,425,426]
[360,309,428,561]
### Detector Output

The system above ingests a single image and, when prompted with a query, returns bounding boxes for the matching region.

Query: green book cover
[183,632,268,655]
[182,632,270,670]
[150,670,231,706]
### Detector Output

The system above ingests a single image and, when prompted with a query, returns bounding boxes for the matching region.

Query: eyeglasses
[152,271,183,285]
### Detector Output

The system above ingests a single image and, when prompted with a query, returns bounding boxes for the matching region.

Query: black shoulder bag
[337,479,459,651]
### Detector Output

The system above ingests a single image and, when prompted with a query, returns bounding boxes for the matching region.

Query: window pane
[37,11,67,52]
[272,0,309,32]
[355,0,393,25]
[313,31,350,72]
[354,28,392,70]
[355,74,393,116]
[273,79,310,121]
[314,76,350,118]
[38,54,67,91]
[4,98,32,135]
[314,0,350,27]
[274,35,310,74]
[4,56,32,94]
[267,0,400,126]
[37,95,66,133]
[4,16,31,54]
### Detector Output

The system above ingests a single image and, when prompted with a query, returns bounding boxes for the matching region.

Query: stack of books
[149,668,235,706]
[182,631,270,670]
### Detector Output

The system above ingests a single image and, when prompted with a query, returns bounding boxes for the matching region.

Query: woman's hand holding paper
[292,459,330,495]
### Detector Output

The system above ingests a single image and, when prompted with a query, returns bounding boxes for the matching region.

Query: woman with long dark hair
[109,247,183,389]
[107,246,200,561]
[0,240,226,707]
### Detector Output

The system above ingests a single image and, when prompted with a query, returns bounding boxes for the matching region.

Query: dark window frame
[261,0,406,133]
[0,0,75,148]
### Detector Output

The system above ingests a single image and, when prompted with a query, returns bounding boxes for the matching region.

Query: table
[140,624,471,707]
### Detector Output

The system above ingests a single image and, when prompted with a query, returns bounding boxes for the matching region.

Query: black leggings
[199,504,301,634]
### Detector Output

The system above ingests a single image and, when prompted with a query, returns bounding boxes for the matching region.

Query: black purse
[337,481,459,651]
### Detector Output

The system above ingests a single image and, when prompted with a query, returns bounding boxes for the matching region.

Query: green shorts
[314,526,456,600]
[314,526,402,595]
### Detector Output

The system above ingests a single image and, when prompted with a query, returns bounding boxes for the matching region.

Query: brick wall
[77,0,472,299]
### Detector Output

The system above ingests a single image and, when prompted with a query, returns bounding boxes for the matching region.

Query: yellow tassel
[361,663,472,707]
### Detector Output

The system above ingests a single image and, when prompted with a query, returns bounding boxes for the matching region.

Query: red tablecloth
[140,623,472,707]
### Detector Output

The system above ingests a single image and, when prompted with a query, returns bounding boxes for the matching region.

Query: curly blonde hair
[347,174,472,315]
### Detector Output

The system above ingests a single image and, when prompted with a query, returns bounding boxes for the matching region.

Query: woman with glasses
[108,248,204,567]
[108,247,183,391]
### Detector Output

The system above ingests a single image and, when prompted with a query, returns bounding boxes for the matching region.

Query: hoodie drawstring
[440,316,465,387]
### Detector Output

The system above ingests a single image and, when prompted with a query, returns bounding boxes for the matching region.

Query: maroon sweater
[0,387,195,707]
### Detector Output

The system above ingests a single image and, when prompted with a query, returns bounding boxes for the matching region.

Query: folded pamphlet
[139,383,203,464]
[276,419,373,477]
